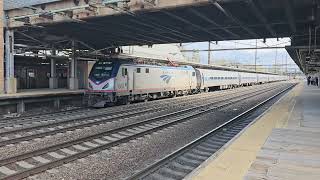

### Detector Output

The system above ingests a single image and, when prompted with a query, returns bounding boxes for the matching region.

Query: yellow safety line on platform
[186,82,303,180]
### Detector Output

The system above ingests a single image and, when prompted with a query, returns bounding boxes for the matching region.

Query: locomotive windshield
[90,61,114,81]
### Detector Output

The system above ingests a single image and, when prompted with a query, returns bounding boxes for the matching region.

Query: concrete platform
[0,88,84,100]
[0,89,85,114]
[186,81,320,180]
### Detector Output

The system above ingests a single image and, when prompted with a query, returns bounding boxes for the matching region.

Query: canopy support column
[49,49,58,89]
[5,29,16,94]
[68,40,78,90]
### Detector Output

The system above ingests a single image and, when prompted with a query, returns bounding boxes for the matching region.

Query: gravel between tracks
[25,83,292,180]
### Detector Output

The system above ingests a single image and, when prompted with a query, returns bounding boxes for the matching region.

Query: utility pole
[208,41,211,65]
[255,39,257,72]
[275,46,278,74]
[285,53,288,75]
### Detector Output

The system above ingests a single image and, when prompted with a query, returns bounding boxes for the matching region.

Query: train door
[202,73,205,87]
[119,67,129,91]
[189,71,194,89]
[195,69,201,89]
[117,66,129,93]
[127,67,134,92]
[238,73,242,85]
[187,71,192,89]
[195,69,202,89]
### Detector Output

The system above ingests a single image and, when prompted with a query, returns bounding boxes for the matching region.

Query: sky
[181,38,300,72]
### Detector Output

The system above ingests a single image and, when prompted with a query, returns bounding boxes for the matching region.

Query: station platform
[0,88,84,100]
[186,81,320,180]
[0,89,85,114]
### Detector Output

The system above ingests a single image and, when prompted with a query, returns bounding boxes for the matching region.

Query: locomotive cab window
[122,68,127,76]
[146,68,150,73]
[137,68,141,73]
[90,61,113,81]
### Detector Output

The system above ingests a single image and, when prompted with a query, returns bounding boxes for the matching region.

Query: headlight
[103,83,109,89]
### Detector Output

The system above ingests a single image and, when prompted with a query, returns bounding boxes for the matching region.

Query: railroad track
[0,83,278,128]
[0,85,278,146]
[0,83,287,180]
[127,83,295,180]
[0,86,235,128]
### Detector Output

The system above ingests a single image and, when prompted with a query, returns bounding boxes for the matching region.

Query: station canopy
[4,0,320,73]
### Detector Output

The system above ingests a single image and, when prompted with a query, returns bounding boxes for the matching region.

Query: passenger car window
[137,68,141,73]
[146,68,150,73]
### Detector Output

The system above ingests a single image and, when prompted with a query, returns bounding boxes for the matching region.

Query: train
[86,58,288,107]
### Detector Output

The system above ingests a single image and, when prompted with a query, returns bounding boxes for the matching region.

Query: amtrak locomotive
[87,58,288,107]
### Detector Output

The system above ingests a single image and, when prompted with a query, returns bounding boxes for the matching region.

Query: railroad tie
[83,142,99,148]
[32,156,51,164]
[171,161,195,171]
[103,136,119,142]
[93,139,109,144]
[0,166,16,175]
[150,172,176,180]
[47,152,66,159]
[73,144,90,151]
[178,156,202,165]
[184,152,208,161]
[161,167,186,177]
[60,148,77,155]
[16,160,35,169]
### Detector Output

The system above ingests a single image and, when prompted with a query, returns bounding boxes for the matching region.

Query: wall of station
[13,57,90,90]
[14,57,68,89]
